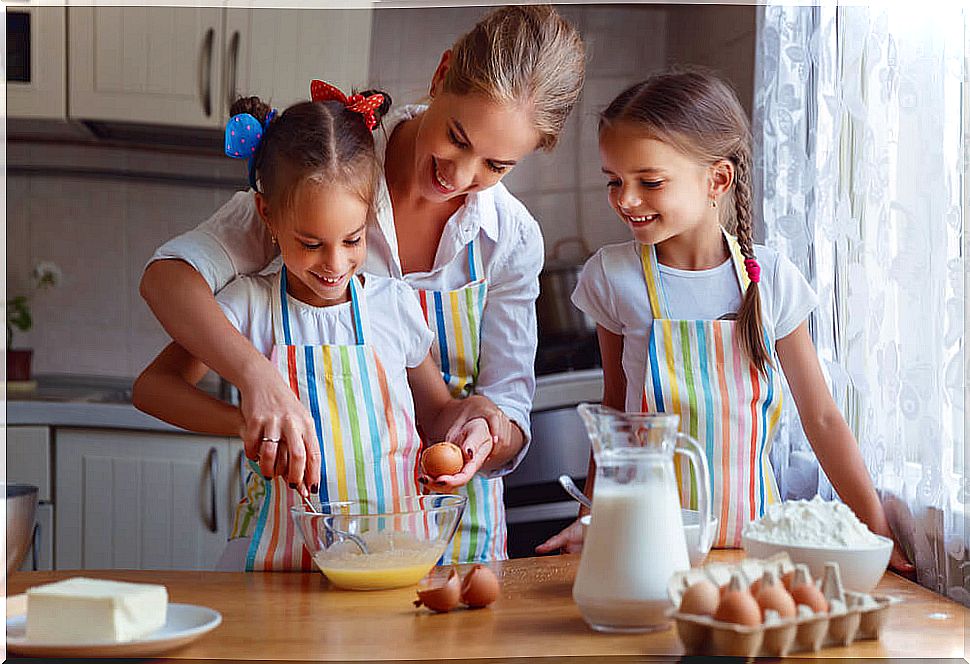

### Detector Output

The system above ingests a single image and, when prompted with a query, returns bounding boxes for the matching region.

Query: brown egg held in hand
[414,568,461,613]
[679,579,719,616]
[714,573,762,626]
[422,442,464,478]
[460,564,500,608]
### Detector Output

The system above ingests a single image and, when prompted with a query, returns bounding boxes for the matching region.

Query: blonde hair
[441,5,585,151]
[600,69,771,376]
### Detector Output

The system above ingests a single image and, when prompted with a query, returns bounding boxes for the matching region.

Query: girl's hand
[238,362,321,496]
[422,418,494,491]
[444,395,515,468]
[889,542,916,576]
[535,518,586,555]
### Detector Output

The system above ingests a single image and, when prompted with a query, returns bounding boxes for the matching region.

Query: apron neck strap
[271,267,368,346]
[640,243,670,320]
[640,228,750,320]
[466,239,485,282]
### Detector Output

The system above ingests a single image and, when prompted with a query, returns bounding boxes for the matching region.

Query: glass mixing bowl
[291,494,466,590]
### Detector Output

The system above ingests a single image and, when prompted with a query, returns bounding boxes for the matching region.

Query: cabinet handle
[199,28,215,117]
[31,522,40,571]
[206,447,219,533]
[226,31,240,112]
[237,449,247,500]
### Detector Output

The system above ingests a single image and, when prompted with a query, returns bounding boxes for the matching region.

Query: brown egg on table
[421,442,464,478]
[679,579,719,617]
[714,572,762,626]
[460,564,500,608]
[414,568,461,613]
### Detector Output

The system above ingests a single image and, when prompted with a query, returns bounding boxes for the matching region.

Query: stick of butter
[26,577,168,644]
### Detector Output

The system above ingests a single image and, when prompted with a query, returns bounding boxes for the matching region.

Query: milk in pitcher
[572,478,690,632]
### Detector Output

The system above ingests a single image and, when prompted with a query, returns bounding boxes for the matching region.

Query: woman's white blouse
[148,105,543,463]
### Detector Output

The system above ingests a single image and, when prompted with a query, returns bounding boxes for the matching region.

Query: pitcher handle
[674,432,713,555]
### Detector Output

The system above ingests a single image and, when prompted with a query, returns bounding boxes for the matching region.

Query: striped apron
[413,240,507,563]
[639,233,784,547]
[230,269,422,570]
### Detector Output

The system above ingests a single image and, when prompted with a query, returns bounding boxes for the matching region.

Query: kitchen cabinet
[54,429,237,571]
[69,6,372,129]
[7,426,55,572]
[69,6,226,127]
[5,6,67,119]
[224,8,373,111]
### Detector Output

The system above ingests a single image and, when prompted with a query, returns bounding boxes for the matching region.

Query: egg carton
[667,553,900,658]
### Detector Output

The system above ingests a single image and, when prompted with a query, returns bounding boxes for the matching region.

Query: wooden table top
[7,550,968,661]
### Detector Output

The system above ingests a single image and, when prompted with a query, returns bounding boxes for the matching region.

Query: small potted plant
[7,261,61,383]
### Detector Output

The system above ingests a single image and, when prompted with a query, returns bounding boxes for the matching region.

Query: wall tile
[580,187,631,252]
[517,190,582,259]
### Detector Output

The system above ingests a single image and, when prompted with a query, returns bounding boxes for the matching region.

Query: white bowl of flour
[741,496,892,592]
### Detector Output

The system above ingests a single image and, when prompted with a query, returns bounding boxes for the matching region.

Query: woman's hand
[238,360,321,496]
[535,517,586,555]
[422,418,494,491]
[444,395,519,471]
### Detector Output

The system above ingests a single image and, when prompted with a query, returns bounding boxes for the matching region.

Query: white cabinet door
[6,426,53,501]
[68,6,225,127]
[224,7,372,112]
[19,504,54,572]
[55,429,231,570]
[6,6,66,119]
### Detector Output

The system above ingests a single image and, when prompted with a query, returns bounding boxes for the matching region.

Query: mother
[140,5,586,563]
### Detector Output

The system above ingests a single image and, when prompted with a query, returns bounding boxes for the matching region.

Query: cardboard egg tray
[667,553,900,658]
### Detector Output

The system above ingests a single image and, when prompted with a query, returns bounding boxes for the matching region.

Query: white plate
[6,602,222,658]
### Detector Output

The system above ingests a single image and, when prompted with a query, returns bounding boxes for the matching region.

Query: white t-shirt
[572,241,819,412]
[148,105,542,459]
[217,272,435,421]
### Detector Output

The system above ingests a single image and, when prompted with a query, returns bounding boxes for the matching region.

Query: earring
[710,198,718,209]
[271,235,278,246]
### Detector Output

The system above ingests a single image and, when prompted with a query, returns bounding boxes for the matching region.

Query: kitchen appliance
[536,238,596,340]
[6,484,40,578]
[571,405,711,633]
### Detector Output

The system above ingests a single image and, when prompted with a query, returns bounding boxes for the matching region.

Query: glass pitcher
[572,404,712,633]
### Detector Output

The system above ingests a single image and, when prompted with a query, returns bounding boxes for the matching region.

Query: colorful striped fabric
[230,270,422,571]
[413,241,508,563]
[639,233,784,547]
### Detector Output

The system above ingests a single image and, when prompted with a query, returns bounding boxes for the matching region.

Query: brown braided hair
[230,91,392,220]
[599,68,771,375]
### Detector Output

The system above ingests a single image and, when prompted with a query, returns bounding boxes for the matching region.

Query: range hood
[8,117,223,154]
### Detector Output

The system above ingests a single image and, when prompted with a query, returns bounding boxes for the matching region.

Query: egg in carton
[667,553,900,657]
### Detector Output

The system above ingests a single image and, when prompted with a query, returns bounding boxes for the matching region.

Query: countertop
[6,370,603,431]
[7,550,967,661]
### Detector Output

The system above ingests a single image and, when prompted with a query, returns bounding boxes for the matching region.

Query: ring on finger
[260,436,281,443]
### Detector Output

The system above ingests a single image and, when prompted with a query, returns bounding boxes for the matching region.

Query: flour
[742,496,882,548]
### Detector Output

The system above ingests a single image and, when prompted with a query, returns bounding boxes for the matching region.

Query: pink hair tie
[744,258,761,284]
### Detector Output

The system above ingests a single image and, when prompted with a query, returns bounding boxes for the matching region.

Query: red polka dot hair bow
[310,79,384,131]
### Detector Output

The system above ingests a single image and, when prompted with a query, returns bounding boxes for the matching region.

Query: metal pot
[537,237,596,339]
[5,484,38,578]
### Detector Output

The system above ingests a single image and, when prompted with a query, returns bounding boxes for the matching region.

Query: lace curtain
[754,5,967,603]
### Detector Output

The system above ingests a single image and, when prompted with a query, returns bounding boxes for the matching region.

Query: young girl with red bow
[537,70,913,574]
[133,90,501,571]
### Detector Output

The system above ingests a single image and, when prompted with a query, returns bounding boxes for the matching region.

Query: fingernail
[288,482,297,490]
[311,484,319,494]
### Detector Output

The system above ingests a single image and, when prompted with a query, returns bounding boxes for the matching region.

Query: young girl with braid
[537,70,913,573]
